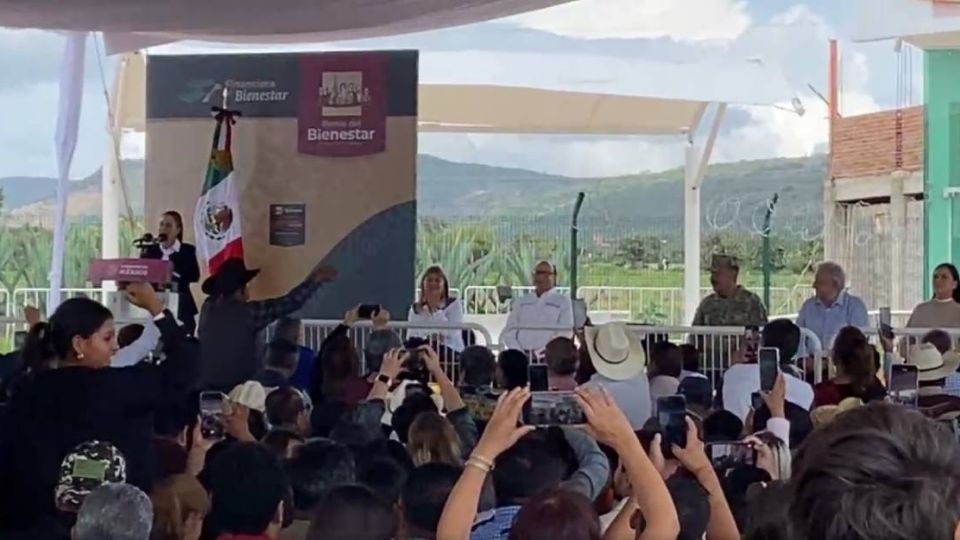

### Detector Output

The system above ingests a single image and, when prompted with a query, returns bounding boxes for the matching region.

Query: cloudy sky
[0,0,922,180]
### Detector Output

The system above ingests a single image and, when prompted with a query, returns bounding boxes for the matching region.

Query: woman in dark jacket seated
[0,283,198,531]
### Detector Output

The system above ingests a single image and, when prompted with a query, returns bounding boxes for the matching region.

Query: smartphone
[879,306,894,340]
[529,364,550,392]
[523,391,586,426]
[751,392,764,411]
[888,364,919,407]
[199,391,228,439]
[357,304,381,319]
[758,347,781,392]
[657,395,687,457]
[744,326,761,359]
[13,331,27,350]
[573,299,588,330]
[706,441,756,467]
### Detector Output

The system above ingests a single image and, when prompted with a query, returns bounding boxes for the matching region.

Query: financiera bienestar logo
[318,71,371,117]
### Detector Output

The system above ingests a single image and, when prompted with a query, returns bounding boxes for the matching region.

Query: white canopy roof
[0,0,574,52]
[117,49,800,136]
[854,0,960,48]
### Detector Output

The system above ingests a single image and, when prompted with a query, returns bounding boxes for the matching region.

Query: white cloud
[506,0,751,41]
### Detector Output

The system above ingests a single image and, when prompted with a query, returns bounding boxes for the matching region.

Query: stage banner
[298,53,388,157]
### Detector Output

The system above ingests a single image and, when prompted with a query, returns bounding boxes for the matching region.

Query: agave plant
[416,223,493,291]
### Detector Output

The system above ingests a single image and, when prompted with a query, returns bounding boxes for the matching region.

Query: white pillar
[683,139,700,325]
[890,170,908,310]
[102,137,121,260]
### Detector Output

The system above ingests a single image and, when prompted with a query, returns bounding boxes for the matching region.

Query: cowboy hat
[585,322,646,381]
[907,343,960,382]
[201,258,260,296]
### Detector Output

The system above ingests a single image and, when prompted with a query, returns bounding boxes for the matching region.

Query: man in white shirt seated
[502,260,574,356]
[795,261,869,347]
[581,322,651,429]
[722,319,814,421]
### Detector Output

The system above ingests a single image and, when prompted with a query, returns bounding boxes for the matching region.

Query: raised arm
[576,387,679,540]
[672,417,740,540]
[110,321,161,368]
[247,264,336,330]
[437,388,534,540]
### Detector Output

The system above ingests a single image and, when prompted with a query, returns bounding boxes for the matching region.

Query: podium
[88,258,180,322]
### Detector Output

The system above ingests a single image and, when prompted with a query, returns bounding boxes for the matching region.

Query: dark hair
[206,442,288,536]
[23,297,113,371]
[507,488,600,540]
[401,463,461,533]
[154,401,194,438]
[753,402,813,450]
[650,341,683,378]
[162,211,185,241]
[358,457,408,506]
[261,428,305,458]
[790,403,960,540]
[306,485,397,540]
[667,473,711,540]
[419,266,450,303]
[679,344,701,373]
[545,337,579,377]
[274,317,301,344]
[318,334,360,401]
[923,329,954,355]
[265,340,299,373]
[575,344,596,385]
[391,393,438,444]
[248,409,269,441]
[265,387,306,428]
[934,263,960,303]
[364,330,402,374]
[117,323,144,349]
[497,349,529,390]
[702,410,744,442]
[743,481,791,540]
[460,346,496,387]
[761,319,801,364]
[493,434,566,506]
[286,439,356,514]
[831,326,876,393]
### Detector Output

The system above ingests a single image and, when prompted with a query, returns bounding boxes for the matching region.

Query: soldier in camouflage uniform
[691,255,768,377]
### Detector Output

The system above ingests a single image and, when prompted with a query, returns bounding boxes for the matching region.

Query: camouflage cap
[710,254,740,272]
[55,440,127,511]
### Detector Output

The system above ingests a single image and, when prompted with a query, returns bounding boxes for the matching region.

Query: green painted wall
[924,51,960,296]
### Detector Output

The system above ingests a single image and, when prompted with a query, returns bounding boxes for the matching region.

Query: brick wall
[831,106,924,179]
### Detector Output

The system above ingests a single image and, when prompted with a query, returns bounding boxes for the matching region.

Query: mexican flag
[194,111,243,274]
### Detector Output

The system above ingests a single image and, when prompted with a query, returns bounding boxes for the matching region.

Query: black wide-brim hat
[201,258,260,296]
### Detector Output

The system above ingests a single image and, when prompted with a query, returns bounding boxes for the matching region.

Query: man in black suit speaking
[141,211,201,335]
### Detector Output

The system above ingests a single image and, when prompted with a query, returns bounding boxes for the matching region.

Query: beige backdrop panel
[146,116,416,299]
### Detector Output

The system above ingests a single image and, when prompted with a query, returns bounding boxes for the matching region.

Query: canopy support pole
[683,102,726,324]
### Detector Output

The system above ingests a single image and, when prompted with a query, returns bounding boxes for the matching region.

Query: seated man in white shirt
[502,260,573,356]
[723,319,814,421]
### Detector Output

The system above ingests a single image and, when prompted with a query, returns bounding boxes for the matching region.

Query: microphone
[133,233,158,247]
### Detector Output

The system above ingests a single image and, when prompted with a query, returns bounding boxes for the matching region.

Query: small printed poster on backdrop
[269,204,306,247]
[297,53,388,157]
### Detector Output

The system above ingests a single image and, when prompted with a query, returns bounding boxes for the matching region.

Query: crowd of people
[4,228,960,540]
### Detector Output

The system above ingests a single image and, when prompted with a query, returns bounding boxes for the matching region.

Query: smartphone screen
[657,395,687,456]
[529,364,549,392]
[13,331,27,350]
[758,347,780,392]
[357,304,381,319]
[199,391,228,439]
[750,392,764,411]
[523,392,586,426]
[879,307,894,340]
[573,299,588,330]
[706,441,756,467]
[888,364,919,407]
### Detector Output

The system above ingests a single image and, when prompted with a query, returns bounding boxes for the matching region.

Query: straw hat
[907,344,960,382]
[585,322,646,381]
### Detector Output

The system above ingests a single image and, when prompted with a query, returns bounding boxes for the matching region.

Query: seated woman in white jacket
[407,266,465,353]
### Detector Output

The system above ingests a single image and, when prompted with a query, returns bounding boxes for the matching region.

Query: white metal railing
[10,287,105,318]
